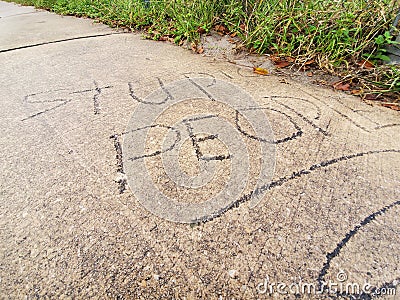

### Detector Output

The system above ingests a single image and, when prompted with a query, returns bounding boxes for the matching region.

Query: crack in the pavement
[375,123,400,130]
[110,133,127,194]
[220,70,233,79]
[93,81,101,115]
[0,32,122,53]
[1,11,41,18]
[182,72,217,87]
[317,200,400,299]
[191,149,400,223]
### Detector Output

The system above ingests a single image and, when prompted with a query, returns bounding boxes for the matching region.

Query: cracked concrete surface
[1,1,399,299]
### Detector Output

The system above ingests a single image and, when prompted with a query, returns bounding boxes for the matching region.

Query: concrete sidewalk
[1,1,399,299]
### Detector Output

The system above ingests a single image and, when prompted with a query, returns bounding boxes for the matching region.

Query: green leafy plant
[364,31,400,62]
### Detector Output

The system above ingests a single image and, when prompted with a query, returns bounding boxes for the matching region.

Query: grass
[5,0,400,104]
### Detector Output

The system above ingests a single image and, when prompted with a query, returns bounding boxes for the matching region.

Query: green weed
[5,0,400,100]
